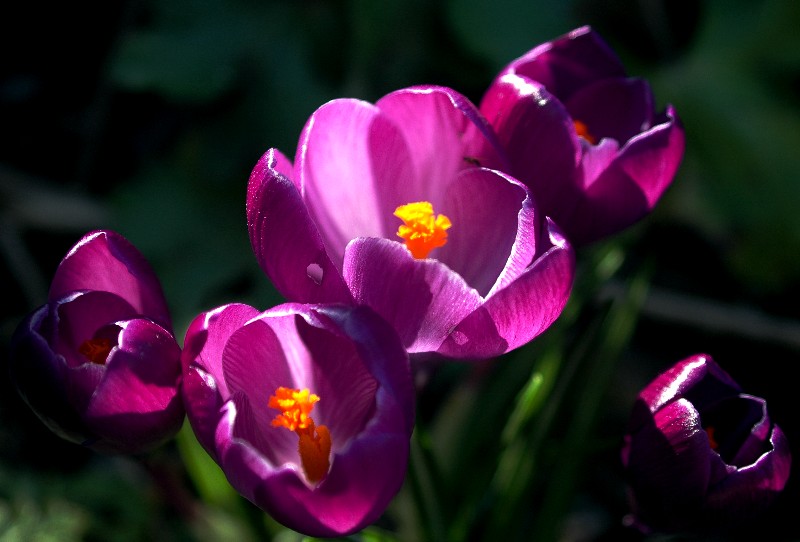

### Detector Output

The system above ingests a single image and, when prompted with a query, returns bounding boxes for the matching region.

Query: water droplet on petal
[307,263,323,285]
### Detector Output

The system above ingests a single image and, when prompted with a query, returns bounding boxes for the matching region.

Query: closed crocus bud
[622,354,791,534]
[181,302,414,538]
[9,230,184,454]
[480,26,685,245]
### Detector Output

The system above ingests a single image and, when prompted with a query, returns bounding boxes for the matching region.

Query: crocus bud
[182,302,414,537]
[622,354,791,534]
[480,26,685,245]
[9,230,184,454]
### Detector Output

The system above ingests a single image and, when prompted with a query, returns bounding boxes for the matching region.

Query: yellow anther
[394,201,452,259]
[269,387,331,483]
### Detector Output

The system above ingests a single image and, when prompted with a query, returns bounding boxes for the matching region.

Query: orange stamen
[705,426,719,450]
[269,387,332,483]
[394,201,452,259]
[573,119,597,145]
[78,337,113,364]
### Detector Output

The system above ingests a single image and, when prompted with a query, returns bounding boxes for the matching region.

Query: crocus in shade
[9,230,184,453]
[621,354,791,534]
[181,302,414,537]
[247,85,575,360]
[480,26,685,245]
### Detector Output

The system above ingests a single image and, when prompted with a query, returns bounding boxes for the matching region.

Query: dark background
[2,0,799,540]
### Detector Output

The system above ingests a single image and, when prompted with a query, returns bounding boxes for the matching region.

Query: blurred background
[2,0,799,540]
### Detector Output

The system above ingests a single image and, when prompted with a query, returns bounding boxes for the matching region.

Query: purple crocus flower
[181,302,414,537]
[9,230,184,454]
[480,26,685,245]
[621,354,791,534]
[247,85,575,360]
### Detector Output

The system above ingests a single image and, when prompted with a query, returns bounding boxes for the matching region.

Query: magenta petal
[480,74,582,220]
[624,398,712,529]
[295,98,417,257]
[84,318,183,453]
[49,230,172,331]
[218,397,408,538]
[566,107,683,245]
[293,315,379,444]
[602,105,685,209]
[565,78,654,144]
[53,291,137,369]
[222,319,297,465]
[436,168,531,296]
[10,307,87,443]
[183,303,262,398]
[344,237,483,353]
[247,149,353,304]
[438,219,574,359]
[314,304,415,433]
[182,303,261,452]
[508,26,626,100]
[707,425,792,513]
[376,86,507,187]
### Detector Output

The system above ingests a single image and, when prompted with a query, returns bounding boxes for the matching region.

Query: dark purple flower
[247,85,575,360]
[181,302,414,537]
[9,230,184,454]
[480,26,685,245]
[622,354,791,534]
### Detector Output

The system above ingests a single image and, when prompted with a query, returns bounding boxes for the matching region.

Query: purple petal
[52,291,137,369]
[293,314,379,446]
[376,86,507,185]
[624,398,712,531]
[437,219,574,359]
[565,78,654,144]
[183,303,262,399]
[343,237,483,353]
[247,149,353,304]
[49,230,172,331]
[506,26,626,101]
[295,98,417,261]
[314,304,415,433]
[705,425,792,524]
[639,355,741,418]
[480,73,581,219]
[183,364,225,458]
[182,303,261,452]
[435,168,531,297]
[221,318,297,465]
[9,306,87,444]
[84,318,183,453]
[599,104,685,209]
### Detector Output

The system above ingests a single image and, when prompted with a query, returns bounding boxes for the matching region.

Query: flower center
[78,337,113,364]
[394,201,452,259]
[269,386,331,483]
[573,119,597,145]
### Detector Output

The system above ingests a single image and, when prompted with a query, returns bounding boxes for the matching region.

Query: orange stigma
[269,387,332,483]
[78,337,113,364]
[573,119,597,145]
[394,201,452,259]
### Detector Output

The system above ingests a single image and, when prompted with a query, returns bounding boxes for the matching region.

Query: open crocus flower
[480,26,685,245]
[9,230,184,453]
[247,85,575,360]
[621,354,791,534]
[181,303,414,537]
